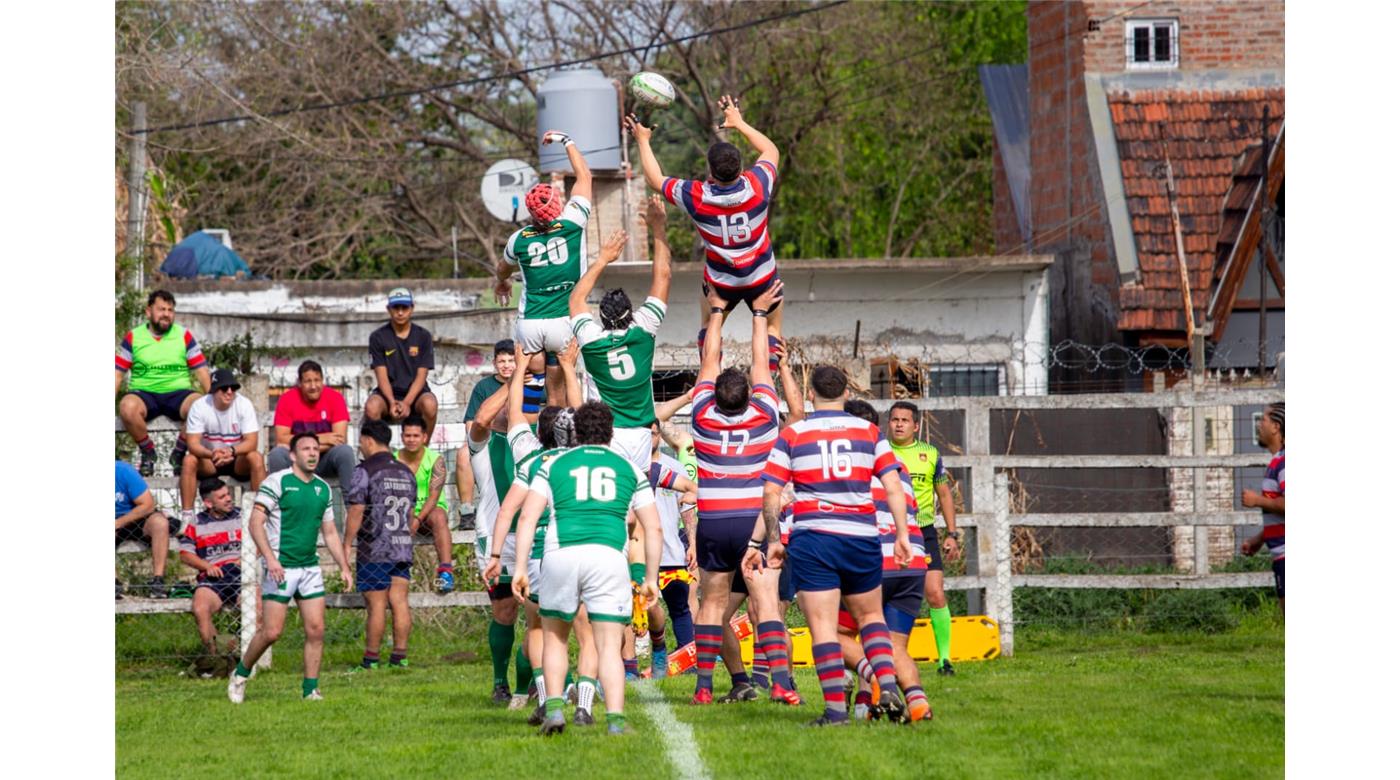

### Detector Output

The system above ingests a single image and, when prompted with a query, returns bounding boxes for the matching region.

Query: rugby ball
[629,72,676,107]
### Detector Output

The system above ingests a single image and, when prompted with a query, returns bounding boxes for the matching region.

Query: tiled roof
[1108,88,1283,334]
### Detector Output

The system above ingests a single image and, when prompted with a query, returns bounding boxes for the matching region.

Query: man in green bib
[568,196,674,473]
[495,129,594,408]
[228,433,351,703]
[395,415,456,594]
[115,290,212,476]
[513,401,662,737]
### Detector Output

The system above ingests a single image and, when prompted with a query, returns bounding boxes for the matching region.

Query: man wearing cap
[179,368,266,528]
[366,287,439,440]
[493,130,593,409]
[455,339,516,531]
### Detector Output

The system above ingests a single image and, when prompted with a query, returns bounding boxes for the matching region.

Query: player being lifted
[625,94,784,374]
[228,433,351,703]
[568,196,674,473]
[755,366,912,726]
[513,401,663,736]
[687,281,802,705]
[494,130,593,407]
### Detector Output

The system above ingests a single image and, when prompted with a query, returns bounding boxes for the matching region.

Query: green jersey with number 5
[528,445,654,553]
[503,195,592,320]
[570,297,666,429]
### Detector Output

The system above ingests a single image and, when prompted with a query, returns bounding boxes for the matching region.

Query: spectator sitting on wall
[397,414,457,594]
[181,478,245,654]
[116,459,179,599]
[365,287,439,440]
[180,368,267,527]
[455,339,516,532]
[269,360,356,523]
[116,289,212,477]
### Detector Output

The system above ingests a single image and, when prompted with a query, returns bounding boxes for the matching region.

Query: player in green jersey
[513,401,662,736]
[228,433,351,703]
[887,400,961,676]
[495,130,594,408]
[568,196,674,473]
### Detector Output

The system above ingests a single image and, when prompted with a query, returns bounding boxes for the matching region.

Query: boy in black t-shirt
[365,287,439,439]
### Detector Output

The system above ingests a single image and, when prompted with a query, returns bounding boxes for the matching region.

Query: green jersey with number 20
[571,296,665,429]
[530,445,654,553]
[503,196,591,320]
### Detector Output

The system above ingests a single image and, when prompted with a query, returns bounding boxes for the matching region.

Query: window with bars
[926,365,1004,397]
[1125,19,1178,70]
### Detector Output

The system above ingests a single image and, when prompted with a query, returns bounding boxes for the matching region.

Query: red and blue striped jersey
[761,410,900,538]
[875,464,925,573]
[1261,448,1284,560]
[662,160,777,292]
[690,381,780,523]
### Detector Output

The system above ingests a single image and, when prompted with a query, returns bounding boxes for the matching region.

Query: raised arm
[471,382,511,444]
[717,95,778,167]
[655,391,692,424]
[623,114,665,192]
[543,130,592,203]
[568,229,627,318]
[775,338,804,426]
[698,285,728,383]
[748,281,784,390]
[556,338,583,408]
[642,195,672,304]
[507,345,529,430]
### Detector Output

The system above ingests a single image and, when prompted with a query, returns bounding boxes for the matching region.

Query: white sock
[578,677,597,714]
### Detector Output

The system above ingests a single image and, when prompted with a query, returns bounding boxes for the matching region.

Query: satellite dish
[480,159,539,223]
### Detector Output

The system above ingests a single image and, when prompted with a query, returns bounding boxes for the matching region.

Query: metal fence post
[237,490,269,669]
[993,472,1014,656]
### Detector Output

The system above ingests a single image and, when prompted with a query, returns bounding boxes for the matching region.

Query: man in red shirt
[269,361,356,524]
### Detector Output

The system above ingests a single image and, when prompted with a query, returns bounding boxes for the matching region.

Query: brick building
[983,1,1284,390]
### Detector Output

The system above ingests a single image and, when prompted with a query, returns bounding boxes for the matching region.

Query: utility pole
[1258,106,1271,379]
[125,102,148,291]
[1161,153,1196,344]
[451,224,460,279]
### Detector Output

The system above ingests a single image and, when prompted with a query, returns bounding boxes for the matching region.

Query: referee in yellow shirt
[887,401,961,676]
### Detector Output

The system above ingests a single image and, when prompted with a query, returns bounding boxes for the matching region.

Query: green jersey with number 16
[529,445,654,554]
[503,195,591,320]
[571,296,666,429]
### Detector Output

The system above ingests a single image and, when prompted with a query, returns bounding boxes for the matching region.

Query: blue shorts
[1272,558,1284,599]
[196,565,242,605]
[128,389,195,422]
[787,531,883,596]
[696,516,761,574]
[778,560,796,602]
[357,560,411,592]
[882,574,924,625]
[711,273,783,313]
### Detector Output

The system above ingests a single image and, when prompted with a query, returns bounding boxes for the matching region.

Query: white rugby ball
[629,72,676,107]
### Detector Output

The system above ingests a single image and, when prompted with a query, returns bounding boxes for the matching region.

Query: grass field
[116,610,1283,779]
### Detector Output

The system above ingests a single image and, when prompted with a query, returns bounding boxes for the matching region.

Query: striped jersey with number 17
[662,160,777,292]
[690,380,781,523]
[762,410,900,538]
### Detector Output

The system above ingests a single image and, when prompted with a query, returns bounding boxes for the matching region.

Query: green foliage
[202,332,259,375]
[1143,589,1242,634]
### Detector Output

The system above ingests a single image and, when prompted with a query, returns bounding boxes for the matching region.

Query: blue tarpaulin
[159,232,251,279]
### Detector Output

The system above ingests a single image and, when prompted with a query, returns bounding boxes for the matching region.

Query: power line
[136,1,849,136]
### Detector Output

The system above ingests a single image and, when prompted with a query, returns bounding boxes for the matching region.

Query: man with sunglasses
[178,368,266,528]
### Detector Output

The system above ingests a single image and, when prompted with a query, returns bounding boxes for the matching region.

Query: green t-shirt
[514,446,565,560]
[395,446,448,514]
[503,196,592,320]
[530,446,654,553]
[464,374,504,423]
[124,323,197,393]
[255,468,334,567]
[571,297,666,429]
[890,439,948,528]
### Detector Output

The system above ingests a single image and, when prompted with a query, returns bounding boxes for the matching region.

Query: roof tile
[1108,87,1283,333]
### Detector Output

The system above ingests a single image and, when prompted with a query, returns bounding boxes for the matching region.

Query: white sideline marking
[633,682,711,780]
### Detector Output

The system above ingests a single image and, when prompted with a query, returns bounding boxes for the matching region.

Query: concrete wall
[162,257,1053,409]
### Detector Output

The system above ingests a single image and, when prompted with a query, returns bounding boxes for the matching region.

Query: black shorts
[196,565,242,606]
[882,574,924,619]
[924,531,944,572]
[1272,558,1284,599]
[128,389,195,422]
[696,516,762,574]
[710,273,783,313]
[115,513,180,547]
[778,560,795,602]
[488,581,513,601]
[373,387,437,407]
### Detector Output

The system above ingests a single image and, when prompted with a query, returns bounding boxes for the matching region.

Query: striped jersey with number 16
[571,297,666,429]
[528,445,655,553]
[761,410,900,538]
[690,380,780,523]
[662,160,777,292]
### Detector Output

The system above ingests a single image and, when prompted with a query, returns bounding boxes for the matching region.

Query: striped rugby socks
[858,623,901,698]
[694,624,722,693]
[812,642,849,721]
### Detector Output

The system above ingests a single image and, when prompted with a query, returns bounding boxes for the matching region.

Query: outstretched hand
[598,229,628,265]
[704,283,727,311]
[623,113,652,142]
[717,95,743,130]
[641,194,667,232]
[753,279,784,312]
[557,338,579,370]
